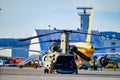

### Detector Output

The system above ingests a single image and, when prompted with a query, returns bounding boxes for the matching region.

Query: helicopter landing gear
[44,68,49,73]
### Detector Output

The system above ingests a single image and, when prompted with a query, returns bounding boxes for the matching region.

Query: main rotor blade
[19,30,120,42]
[74,50,91,61]
[20,40,60,48]
[0,39,62,51]
[95,46,120,50]
[19,31,60,41]
[70,31,120,40]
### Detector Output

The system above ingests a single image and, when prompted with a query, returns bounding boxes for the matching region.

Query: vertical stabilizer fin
[86,9,93,43]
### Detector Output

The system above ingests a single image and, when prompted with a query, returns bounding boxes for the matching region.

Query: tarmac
[0,67,120,80]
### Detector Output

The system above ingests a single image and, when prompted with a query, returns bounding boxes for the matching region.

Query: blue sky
[0,0,120,38]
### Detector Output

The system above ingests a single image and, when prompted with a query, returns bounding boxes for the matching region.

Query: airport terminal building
[0,30,120,58]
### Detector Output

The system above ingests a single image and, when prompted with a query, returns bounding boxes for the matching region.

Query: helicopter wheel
[19,65,23,68]
[44,69,49,73]
[75,70,78,74]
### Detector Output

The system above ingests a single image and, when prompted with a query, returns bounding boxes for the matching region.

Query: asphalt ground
[0,67,120,80]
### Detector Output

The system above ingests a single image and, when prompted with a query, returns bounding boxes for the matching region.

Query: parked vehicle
[106,60,119,68]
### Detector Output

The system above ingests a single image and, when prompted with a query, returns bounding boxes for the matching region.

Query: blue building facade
[100,31,120,53]
[0,38,30,58]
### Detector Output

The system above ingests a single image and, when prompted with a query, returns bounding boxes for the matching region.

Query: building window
[101,36,106,40]
[111,48,115,52]
[105,35,109,40]
[111,42,116,52]
[111,42,116,46]
[112,35,116,40]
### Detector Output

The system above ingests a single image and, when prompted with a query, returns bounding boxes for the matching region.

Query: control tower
[77,7,93,31]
